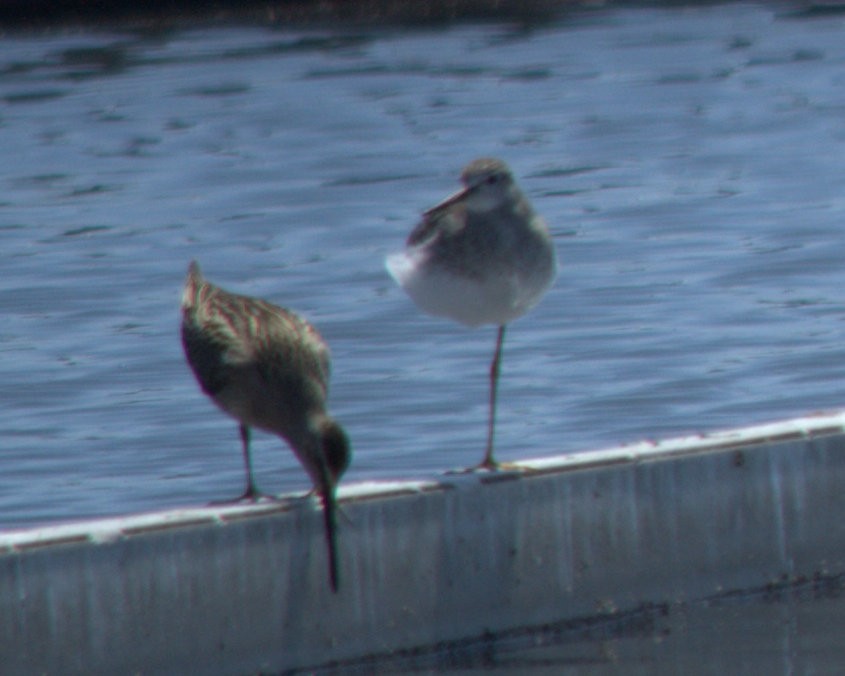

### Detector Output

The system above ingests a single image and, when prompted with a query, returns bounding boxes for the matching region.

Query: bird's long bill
[423,185,472,218]
[320,483,341,594]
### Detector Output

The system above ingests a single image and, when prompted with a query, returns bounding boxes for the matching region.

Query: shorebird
[180,260,350,592]
[386,157,557,470]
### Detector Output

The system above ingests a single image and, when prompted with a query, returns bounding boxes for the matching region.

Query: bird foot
[208,487,277,506]
[445,459,530,475]
[299,489,353,526]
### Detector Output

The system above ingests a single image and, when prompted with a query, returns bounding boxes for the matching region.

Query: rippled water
[2,3,845,526]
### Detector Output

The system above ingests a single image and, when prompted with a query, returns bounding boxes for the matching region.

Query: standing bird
[386,157,557,470]
[180,261,350,592]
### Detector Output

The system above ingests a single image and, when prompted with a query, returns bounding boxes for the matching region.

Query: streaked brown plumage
[180,260,349,592]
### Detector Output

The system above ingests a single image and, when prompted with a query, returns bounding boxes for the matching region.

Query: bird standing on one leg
[386,157,557,470]
[180,260,350,592]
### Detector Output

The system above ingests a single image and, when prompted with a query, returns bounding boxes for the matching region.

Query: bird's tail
[181,260,205,310]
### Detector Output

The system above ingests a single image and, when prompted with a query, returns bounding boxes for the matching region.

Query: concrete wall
[2,412,845,674]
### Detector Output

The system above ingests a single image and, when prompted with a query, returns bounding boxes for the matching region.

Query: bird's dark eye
[485,174,500,185]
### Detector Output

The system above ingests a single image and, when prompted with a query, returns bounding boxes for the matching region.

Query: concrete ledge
[2,411,845,674]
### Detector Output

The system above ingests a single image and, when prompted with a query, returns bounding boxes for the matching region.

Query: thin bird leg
[209,424,268,504]
[479,324,507,470]
[237,424,264,501]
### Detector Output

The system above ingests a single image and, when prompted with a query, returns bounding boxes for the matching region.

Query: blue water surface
[2,3,845,526]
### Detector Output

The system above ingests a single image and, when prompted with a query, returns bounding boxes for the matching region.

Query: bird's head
[320,417,351,485]
[426,157,517,217]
